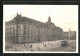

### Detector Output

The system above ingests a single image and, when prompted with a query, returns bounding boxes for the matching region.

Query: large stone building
[5,13,63,44]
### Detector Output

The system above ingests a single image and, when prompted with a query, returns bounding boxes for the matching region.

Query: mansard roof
[56,26,63,31]
[5,14,62,30]
[5,15,46,26]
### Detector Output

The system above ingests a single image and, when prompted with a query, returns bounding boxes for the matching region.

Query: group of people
[43,41,60,47]
[29,41,60,51]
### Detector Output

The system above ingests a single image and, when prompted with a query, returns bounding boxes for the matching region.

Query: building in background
[63,31,76,40]
[70,31,76,40]
[5,13,63,44]
[63,32,69,39]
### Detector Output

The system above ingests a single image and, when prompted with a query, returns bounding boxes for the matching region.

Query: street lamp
[68,29,71,43]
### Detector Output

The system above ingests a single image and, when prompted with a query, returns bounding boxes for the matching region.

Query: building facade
[63,31,76,40]
[70,31,76,40]
[5,13,63,44]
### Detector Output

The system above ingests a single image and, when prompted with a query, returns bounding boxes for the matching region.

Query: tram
[61,39,68,47]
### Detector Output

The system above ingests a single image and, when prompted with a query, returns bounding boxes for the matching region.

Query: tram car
[61,39,68,47]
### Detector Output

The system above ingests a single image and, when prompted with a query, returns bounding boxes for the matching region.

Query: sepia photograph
[3,5,78,53]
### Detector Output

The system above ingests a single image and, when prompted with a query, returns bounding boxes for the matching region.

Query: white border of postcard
[3,5,79,53]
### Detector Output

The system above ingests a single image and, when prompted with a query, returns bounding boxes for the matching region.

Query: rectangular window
[18,25,21,35]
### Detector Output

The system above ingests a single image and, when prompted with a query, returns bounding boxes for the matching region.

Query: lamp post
[68,29,71,43]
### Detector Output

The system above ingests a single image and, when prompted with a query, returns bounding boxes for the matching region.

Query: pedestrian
[30,44,32,48]
[11,43,12,47]
[70,46,74,52]
[31,48,33,51]
[45,44,46,47]
[24,43,25,47]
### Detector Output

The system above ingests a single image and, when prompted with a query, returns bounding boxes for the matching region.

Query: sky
[3,5,78,31]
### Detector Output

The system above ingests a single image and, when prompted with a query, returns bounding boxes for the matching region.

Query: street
[5,40,76,52]
[44,40,76,52]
